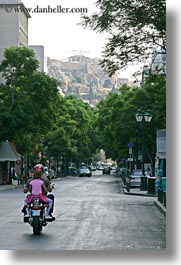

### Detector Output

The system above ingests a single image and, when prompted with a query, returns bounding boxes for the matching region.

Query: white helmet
[34,164,43,172]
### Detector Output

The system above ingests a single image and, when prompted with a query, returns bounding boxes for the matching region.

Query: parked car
[111,165,117,171]
[97,165,104,170]
[90,165,96,171]
[130,169,142,187]
[68,167,78,176]
[79,168,92,177]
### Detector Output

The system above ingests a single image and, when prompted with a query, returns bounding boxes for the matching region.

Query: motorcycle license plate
[32,210,41,216]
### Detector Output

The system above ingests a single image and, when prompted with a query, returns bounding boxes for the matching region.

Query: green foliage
[47,95,98,163]
[0,46,166,170]
[95,75,166,163]
[81,0,166,76]
[0,47,99,165]
[0,47,59,154]
[0,46,39,82]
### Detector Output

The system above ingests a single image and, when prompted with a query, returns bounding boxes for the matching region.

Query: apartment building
[0,0,30,62]
[29,45,45,72]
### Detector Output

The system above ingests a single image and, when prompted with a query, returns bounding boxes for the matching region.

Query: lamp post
[135,129,139,169]
[135,110,152,176]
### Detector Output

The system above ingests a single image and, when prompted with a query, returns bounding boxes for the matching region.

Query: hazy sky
[23,0,107,58]
[22,0,171,80]
[22,0,141,79]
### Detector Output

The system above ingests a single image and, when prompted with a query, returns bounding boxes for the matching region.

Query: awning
[0,141,21,162]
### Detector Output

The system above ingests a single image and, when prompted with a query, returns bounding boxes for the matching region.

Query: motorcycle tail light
[33,205,39,209]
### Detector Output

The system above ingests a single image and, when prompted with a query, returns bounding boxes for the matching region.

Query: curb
[123,188,157,197]
[154,201,166,216]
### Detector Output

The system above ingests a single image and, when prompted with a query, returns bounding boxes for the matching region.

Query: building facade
[0,0,30,63]
[29,45,45,72]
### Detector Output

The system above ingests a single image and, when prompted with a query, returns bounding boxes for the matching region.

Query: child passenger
[24,167,53,220]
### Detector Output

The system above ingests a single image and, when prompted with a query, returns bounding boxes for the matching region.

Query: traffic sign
[128,158,133,161]
[128,142,134,148]
[129,148,132,154]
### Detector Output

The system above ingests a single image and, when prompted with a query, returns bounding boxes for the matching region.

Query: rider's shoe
[50,214,55,221]
[45,214,53,220]
[24,216,29,222]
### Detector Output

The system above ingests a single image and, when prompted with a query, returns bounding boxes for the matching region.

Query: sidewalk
[0,184,21,191]
[123,186,166,216]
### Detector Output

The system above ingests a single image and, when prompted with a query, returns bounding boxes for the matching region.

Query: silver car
[79,168,92,177]
[130,169,142,187]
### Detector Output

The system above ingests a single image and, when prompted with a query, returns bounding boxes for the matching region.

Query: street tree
[0,47,59,155]
[95,74,166,167]
[81,0,166,76]
[0,46,39,82]
[45,95,99,167]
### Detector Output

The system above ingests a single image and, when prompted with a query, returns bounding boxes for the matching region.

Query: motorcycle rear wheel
[32,216,41,235]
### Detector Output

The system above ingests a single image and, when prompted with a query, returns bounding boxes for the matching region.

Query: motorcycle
[24,195,53,235]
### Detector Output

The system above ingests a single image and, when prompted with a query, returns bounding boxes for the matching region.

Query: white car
[79,168,92,177]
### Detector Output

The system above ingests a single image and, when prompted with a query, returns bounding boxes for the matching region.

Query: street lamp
[135,109,152,175]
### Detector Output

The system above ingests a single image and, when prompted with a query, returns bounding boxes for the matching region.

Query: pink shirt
[30,179,44,195]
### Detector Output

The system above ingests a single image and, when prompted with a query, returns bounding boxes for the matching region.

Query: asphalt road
[0,171,166,250]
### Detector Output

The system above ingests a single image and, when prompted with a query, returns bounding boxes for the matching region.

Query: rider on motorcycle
[24,168,53,220]
[23,164,55,220]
